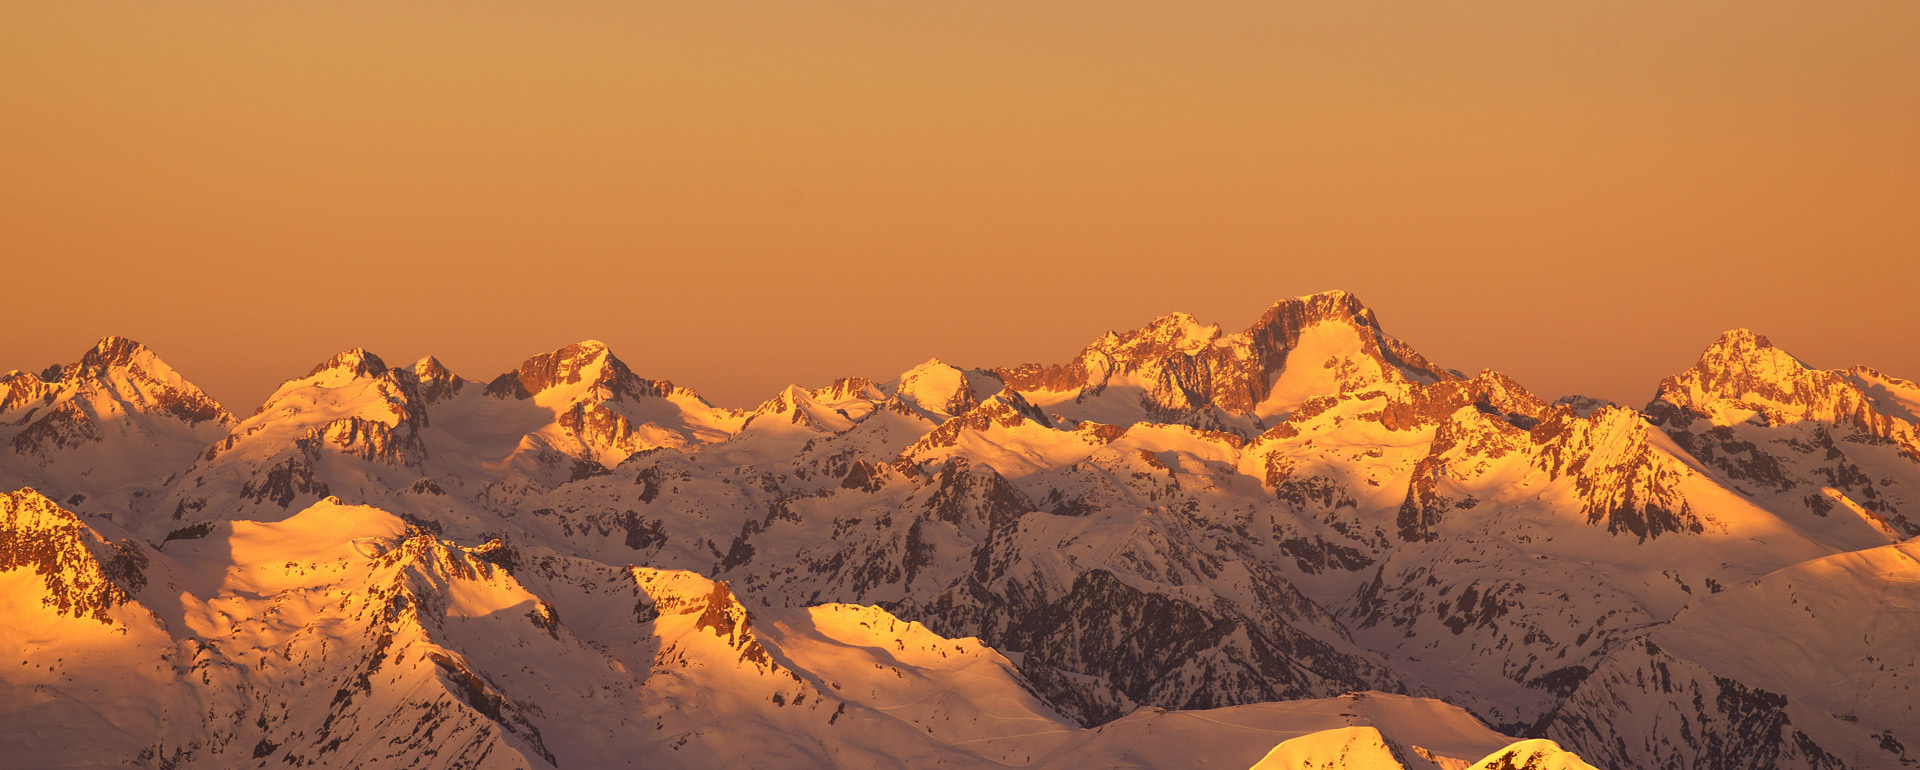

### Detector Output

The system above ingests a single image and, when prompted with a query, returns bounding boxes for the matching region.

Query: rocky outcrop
[1,338,231,496]
[7,295,1917,770]
[997,291,1455,430]
[1377,370,1548,432]
[902,391,1053,455]
[977,567,1402,725]
[1532,407,1702,540]
[1650,330,1914,446]
[485,340,677,402]
[1646,329,1920,537]
[485,340,739,463]
[0,489,147,623]
[1538,638,1856,770]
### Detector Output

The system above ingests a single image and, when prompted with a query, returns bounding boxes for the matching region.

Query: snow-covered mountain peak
[889,359,1005,422]
[1703,326,1780,355]
[254,348,417,422]
[1106,310,1224,355]
[738,383,851,435]
[549,338,616,382]
[407,355,466,405]
[13,336,232,427]
[892,358,963,392]
[0,340,233,511]
[1245,291,1451,385]
[551,338,611,363]
[302,347,389,383]
[485,339,657,403]
[1253,289,1372,328]
[809,376,881,404]
[904,389,1054,458]
[1682,328,1814,391]
[1633,330,1920,543]
[412,354,454,378]
[1464,739,1600,770]
[1652,327,1918,439]
[5,296,1917,770]
[77,335,156,372]
[460,341,743,469]
[995,291,1455,433]
[1086,310,1222,360]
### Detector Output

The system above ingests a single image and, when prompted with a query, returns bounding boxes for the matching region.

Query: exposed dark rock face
[974,567,1401,725]
[6,296,1917,770]
[1644,329,1920,537]
[996,292,1456,432]
[476,340,736,464]
[1377,370,1547,432]
[485,340,677,402]
[691,581,775,668]
[1538,639,1856,770]
[303,348,389,381]
[0,489,147,623]
[0,369,55,414]
[3,337,232,464]
[1531,407,1703,541]
[410,356,466,405]
[1650,330,1915,449]
[238,444,332,508]
[905,392,1054,453]
[10,400,102,455]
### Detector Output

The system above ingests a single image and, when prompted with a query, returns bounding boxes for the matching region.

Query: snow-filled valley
[3,291,1915,769]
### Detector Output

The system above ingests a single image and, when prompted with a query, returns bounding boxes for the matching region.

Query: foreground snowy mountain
[4,291,1916,769]
[7,490,1557,769]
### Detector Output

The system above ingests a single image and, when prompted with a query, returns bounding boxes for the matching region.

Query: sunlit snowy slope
[5,291,1915,769]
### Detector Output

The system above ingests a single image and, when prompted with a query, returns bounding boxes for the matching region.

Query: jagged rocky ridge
[4,291,1917,769]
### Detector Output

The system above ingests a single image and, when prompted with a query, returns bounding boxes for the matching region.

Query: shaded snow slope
[4,291,1918,769]
[0,337,231,513]
[5,492,1586,770]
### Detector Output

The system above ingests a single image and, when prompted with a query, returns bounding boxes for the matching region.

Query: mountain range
[4,290,1915,769]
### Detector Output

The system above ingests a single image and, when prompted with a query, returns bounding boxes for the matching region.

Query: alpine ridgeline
[4,292,1916,770]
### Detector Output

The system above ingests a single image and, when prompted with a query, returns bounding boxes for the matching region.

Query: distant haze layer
[1,2,1914,410]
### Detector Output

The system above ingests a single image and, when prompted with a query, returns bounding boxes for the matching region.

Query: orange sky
[2,2,1915,411]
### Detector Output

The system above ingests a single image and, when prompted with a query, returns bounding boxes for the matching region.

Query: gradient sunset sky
[3,2,1915,410]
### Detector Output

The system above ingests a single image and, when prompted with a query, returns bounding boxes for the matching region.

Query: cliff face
[1647,328,1920,540]
[997,292,1455,434]
[0,337,234,511]
[2,292,1915,770]
[0,488,148,623]
[484,339,743,465]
